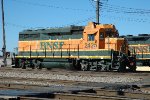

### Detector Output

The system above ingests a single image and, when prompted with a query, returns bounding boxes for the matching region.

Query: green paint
[46,42,52,49]
[40,42,64,49]
[40,42,46,49]
[53,42,58,49]
[59,42,64,49]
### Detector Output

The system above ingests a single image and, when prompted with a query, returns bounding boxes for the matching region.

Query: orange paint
[18,22,127,54]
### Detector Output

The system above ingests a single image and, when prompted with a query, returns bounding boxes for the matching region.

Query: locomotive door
[99,29,105,49]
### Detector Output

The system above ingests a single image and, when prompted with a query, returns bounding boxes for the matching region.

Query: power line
[101,14,150,23]
[12,0,94,12]
[89,0,95,9]
[10,0,96,28]
[7,0,150,29]
[9,14,148,29]
[5,16,95,29]
[101,3,150,15]
[105,3,150,12]
[65,16,95,26]
[5,22,32,29]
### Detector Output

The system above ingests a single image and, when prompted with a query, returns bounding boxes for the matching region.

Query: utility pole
[1,0,6,67]
[96,0,100,24]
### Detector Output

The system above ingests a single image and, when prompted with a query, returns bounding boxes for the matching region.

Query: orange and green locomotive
[14,22,136,72]
[124,34,150,66]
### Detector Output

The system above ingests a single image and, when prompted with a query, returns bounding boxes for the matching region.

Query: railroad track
[0,67,150,100]
[1,67,150,79]
[23,89,150,100]
[0,67,149,89]
[1,87,150,100]
[0,78,150,99]
[0,77,84,89]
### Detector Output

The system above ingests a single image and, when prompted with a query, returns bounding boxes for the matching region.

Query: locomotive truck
[14,22,136,72]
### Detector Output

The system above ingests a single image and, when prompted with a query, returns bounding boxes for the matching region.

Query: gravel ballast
[0,71,142,83]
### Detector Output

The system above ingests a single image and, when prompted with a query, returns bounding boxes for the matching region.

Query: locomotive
[14,22,136,72]
[123,34,150,66]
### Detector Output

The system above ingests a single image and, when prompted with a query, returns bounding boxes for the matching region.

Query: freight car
[14,22,136,72]
[124,34,150,66]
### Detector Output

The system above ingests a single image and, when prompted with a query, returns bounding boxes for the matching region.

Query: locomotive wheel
[21,63,26,69]
[81,63,88,71]
[47,68,51,70]
[129,66,136,72]
[31,65,35,69]
[30,63,35,69]
[118,65,126,72]
[32,63,38,69]
[118,59,126,72]
[38,63,42,69]
[131,67,136,72]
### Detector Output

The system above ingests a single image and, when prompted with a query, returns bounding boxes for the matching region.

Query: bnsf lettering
[40,42,64,49]
[129,45,150,53]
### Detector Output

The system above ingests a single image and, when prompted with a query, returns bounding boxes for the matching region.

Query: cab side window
[88,34,95,41]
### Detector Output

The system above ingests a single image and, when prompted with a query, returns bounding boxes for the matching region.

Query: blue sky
[0,0,150,52]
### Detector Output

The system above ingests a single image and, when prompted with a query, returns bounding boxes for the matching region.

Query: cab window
[88,34,95,41]
[100,32,104,39]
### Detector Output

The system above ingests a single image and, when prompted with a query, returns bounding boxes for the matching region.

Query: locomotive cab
[82,22,136,71]
[83,22,127,53]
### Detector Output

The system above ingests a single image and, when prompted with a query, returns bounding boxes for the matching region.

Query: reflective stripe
[15,56,111,59]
